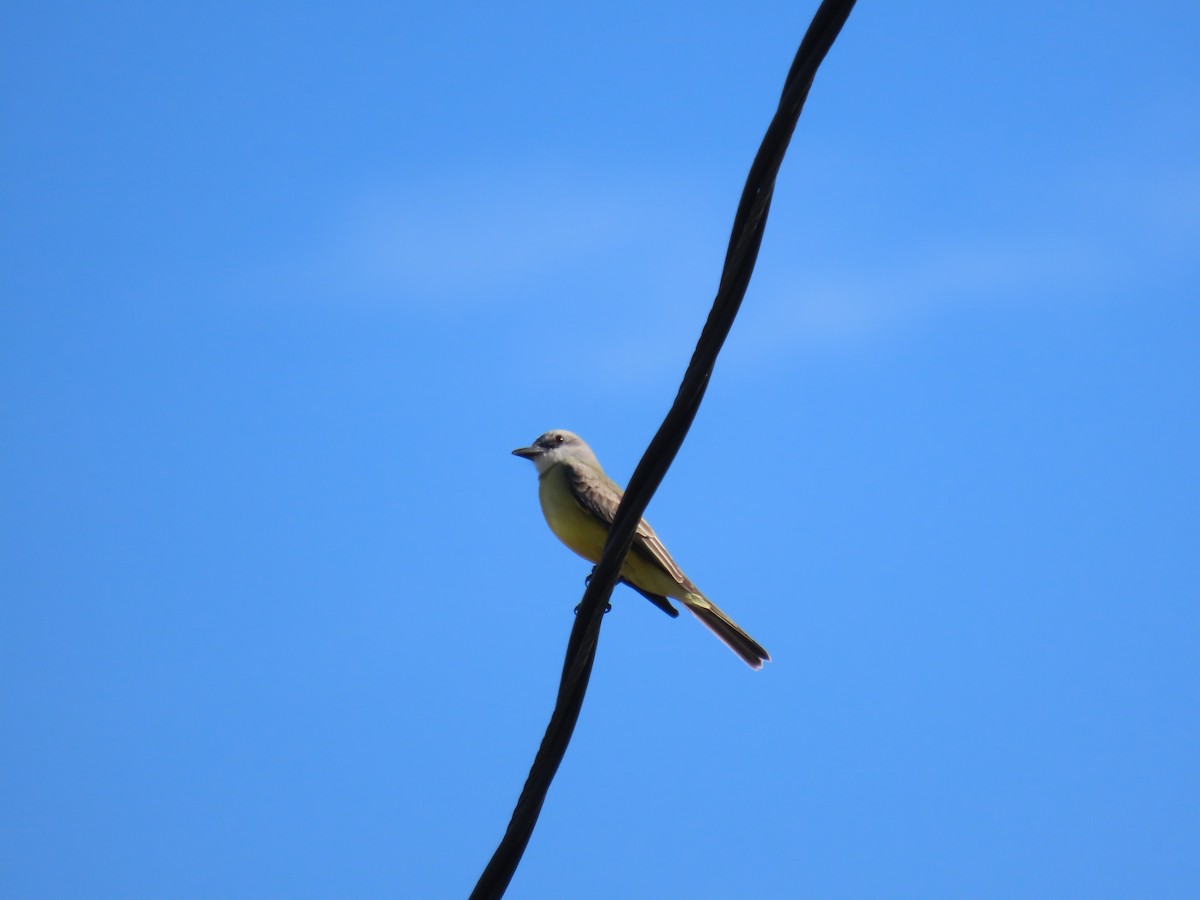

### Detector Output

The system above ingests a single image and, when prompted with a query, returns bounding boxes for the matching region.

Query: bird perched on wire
[513,429,770,669]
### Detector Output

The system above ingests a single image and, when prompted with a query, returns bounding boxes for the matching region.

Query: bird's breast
[538,464,609,564]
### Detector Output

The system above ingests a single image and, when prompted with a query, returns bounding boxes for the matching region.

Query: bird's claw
[573,602,612,615]
[578,569,610,613]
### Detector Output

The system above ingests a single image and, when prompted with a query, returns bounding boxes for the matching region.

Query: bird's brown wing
[563,461,691,589]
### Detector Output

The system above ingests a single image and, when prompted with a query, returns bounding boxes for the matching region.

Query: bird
[512,429,770,669]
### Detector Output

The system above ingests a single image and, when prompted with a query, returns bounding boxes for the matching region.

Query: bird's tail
[681,593,770,670]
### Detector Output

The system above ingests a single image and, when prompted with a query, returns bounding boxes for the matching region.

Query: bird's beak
[512,446,539,459]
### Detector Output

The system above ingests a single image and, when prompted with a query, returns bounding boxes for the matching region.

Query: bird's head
[512,429,598,475]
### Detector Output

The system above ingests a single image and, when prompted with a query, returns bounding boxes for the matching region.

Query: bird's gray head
[512,429,600,475]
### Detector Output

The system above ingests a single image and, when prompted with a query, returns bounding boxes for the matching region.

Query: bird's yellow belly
[538,467,609,563]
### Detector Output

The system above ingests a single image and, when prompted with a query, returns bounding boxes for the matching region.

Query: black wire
[469,3,857,896]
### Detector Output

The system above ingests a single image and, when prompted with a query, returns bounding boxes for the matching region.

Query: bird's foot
[571,602,609,619]
[578,570,609,614]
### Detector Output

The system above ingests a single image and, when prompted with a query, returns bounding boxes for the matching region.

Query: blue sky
[2,2,1198,897]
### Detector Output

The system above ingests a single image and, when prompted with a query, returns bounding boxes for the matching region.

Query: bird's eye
[555,434,564,443]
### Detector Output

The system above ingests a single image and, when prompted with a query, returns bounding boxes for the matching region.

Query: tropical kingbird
[513,429,770,669]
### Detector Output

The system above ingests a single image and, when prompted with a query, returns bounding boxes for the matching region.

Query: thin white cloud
[235,162,712,311]
[593,159,1200,380]
[230,152,1198,381]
